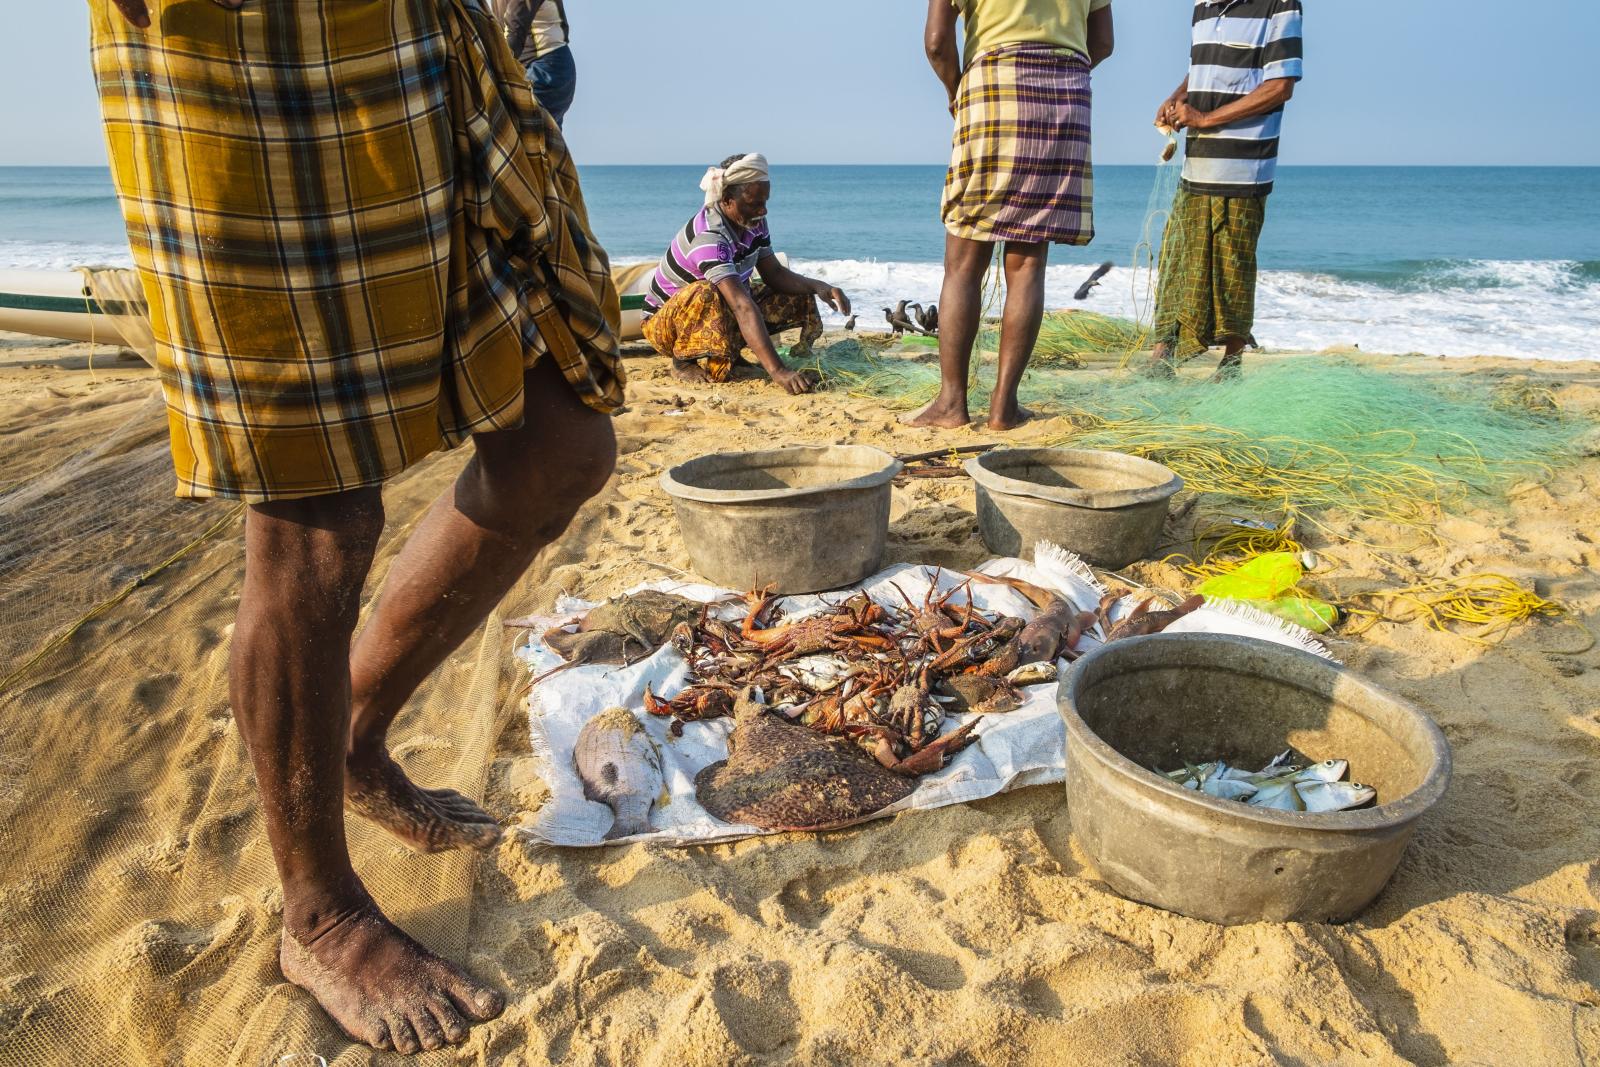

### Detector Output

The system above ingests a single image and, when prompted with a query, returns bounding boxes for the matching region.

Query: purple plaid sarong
[942,43,1095,246]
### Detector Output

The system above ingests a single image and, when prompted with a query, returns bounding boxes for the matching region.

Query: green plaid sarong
[1152,187,1267,358]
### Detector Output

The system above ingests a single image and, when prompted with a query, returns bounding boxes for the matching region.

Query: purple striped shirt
[644,205,774,314]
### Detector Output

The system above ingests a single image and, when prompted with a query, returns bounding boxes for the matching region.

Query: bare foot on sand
[901,398,970,429]
[1208,354,1243,382]
[670,359,710,383]
[1140,357,1177,380]
[986,404,1035,431]
[280,903,505,1052]
[346,749,503,854]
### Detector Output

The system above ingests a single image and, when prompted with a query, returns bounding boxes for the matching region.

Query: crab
[792,675,894,735]
[842,719,982,778]
[694,689,919,830]
[884,668,943,748]
[643,682,736,736]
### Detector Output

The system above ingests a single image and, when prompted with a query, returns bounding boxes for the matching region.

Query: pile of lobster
[629,571,1203,778]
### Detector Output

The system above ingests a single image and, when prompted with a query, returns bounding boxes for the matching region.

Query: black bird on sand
[885,304,923,336]
[1074,261,1115,301]
[898,300,934,335]
[843,314,857,331]
[914,303,939,334]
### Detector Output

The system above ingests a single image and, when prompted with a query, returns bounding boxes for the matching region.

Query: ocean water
[4,164,1599,360]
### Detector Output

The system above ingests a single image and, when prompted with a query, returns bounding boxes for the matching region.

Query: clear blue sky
[4,0,1597,168]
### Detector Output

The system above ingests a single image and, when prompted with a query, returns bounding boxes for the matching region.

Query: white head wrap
[700,153,770,207]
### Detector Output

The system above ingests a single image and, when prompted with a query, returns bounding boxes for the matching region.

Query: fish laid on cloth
[695,689,919,831]
[574,707,664,838]
[542,591,705,673]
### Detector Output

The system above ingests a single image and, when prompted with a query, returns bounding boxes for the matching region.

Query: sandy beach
[3,329,1600,1066]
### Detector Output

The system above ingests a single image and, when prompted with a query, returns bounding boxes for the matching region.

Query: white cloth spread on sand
[699,152,770,207]
[517,543,1332,848]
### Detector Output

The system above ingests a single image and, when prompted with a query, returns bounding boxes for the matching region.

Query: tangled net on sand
[980,310,1152,367]
[807,345,1585,537]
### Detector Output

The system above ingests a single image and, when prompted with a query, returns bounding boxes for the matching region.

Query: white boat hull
[0,269,129,346]
[2,266,657,346]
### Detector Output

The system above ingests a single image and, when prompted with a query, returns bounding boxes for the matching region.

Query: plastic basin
[965,448,1182,568]
[660,445,902,594]
[1059,634,1451,925]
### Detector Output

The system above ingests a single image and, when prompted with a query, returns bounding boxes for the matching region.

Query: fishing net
[80,266,158,365]
[0,372,538,1066]
[808,344,1588,535]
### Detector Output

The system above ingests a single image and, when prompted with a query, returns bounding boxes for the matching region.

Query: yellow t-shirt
[958,0,1112,67]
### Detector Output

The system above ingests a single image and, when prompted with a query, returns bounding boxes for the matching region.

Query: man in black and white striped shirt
[1147,0,1304,378]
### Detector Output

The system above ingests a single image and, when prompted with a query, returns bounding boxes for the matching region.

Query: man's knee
[244,488,385,618]
[554,430,617,507]
[470,420,615,538]
[1002,242,1049,280]
[944,234,994,276]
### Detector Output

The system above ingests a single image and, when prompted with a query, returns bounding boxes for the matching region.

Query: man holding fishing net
[909,0,1115,431]
[1147,0,1304,380]
[95,0,627,1052]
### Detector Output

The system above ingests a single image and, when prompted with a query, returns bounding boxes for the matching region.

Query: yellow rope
[1343,573,1592,650]
[1164,511,1306,582]
[0,504,246,694]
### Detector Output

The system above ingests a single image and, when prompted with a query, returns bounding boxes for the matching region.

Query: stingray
[538,590,704,680]
[695,689,917,832]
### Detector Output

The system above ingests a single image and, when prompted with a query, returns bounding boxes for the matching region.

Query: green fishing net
[807,341,1587,530]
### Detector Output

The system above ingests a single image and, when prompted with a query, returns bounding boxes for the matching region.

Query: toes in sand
[670,359,711,384]
[280,905,505,1053]
[900,401,970,429]
[985,404,1035,432]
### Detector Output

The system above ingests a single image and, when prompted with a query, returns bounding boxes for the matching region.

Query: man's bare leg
[345,355,617,853]
[232,490,505,1053]
[1144,340,1178,379]
[905,233,994,428]
[987,240,1048,431]
[1209,335,1247,381]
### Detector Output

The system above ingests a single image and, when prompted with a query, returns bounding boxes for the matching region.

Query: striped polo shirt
[644,205,774,315]
[1182,0,1304,198]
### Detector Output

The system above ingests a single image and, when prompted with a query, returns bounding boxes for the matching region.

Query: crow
[885,305,922,336]
[914,303,939,333]
[843,314,857,331]
[1073,261,1114,301]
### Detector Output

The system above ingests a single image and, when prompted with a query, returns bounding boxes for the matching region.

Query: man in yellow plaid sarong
[96,0,625,1051]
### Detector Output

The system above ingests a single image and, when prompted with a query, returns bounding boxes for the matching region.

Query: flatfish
[695,689,916,832]
[574,707,664,839]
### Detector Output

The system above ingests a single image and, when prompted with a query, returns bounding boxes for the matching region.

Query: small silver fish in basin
[1163,753,1376,813]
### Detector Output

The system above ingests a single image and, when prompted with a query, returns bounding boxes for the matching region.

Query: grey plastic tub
[660,445,902,594]
[1059,634,1450,926]
[965,448,1182,568]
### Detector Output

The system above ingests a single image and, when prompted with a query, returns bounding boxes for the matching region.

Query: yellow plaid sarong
[1152,187,1267,358]
[89,0,624,502]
